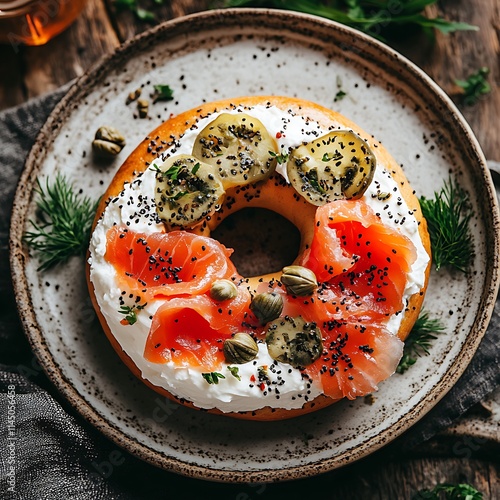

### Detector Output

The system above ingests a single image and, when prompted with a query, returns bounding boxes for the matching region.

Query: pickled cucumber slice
[287,130,376,205]
[192,113,278,188]
[266,315,323,368]
[153,154,225,227]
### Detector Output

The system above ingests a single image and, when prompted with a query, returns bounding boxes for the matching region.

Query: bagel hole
[211,208,301,277]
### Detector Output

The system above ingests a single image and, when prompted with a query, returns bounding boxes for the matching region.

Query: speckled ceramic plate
[10,9,500,481]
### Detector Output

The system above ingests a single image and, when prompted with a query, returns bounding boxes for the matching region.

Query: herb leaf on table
[413,482,483,500]
[219,0,478,40]
[455,67,491,106]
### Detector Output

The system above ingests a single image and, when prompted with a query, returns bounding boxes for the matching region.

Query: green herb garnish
[118,303,147,325]
[321,151,343,162]
[306,168,326,194]
[413,482,482,500]
[455,67,491,106]
[24,174,99,271]
[419,177,474,272]
[334,75,347,102]
[269,150,289,164]
[227,366,241,381]
[152,84,174,103]
[114,0,155,22]
[219,0,477,40]
[397,310,445,374]
[202,372,226,384]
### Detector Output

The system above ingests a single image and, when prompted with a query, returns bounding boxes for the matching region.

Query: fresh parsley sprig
[24,174,99,271]
[419,177,474,273]
[413,482,482,500]
[397,310,445,374]
[219,0,477,40]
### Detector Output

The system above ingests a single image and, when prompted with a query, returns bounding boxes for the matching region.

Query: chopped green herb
[24,174,99,271]
[269,150,289,164]
[419,177,474,272]
[202,372,226,384]
[413,482,482,500]
[118,303,147,326]
[334,75,347,102]
[455,67,491,106]
[306,168,326,194]
[321,151,343,162]
[397,310,445,374]
[219,0,477,41]
[191,162,201,175]
[152,84,174,103]
[227,366,241,381]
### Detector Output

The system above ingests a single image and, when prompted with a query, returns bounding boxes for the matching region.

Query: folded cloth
[0,90,499,498]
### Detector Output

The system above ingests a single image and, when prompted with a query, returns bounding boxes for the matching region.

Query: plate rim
[9,7,500,482]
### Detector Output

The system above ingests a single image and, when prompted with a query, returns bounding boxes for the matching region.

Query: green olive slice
[192,113,278,188]
[286,130,376,205]
[153,154,225,228]
[266,315,323,368]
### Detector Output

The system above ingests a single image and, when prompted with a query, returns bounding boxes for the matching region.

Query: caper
[92,126,126,157]
[266,315,323,368]
[210,279,238,302]
[137,98,149,118]
[223,333,259,364]
[250,292,283,325]
[287,130,376,205]
[192,113,278,188]
[281,266,317,296]
[126,88,142,104]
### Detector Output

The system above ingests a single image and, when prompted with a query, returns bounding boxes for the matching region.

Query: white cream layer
[89,105,430,413]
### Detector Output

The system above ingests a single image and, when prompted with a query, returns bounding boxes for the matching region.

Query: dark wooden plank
[414,0,500,161]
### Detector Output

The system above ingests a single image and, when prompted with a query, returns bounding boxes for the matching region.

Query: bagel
[87,96,431,421]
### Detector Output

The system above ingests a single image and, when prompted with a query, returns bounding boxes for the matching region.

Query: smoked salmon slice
[304,319,403,400]
[105,227,237,300]
[144,290,252,370]
[302,199,417,318]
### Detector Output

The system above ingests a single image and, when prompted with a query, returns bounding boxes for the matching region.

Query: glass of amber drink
[0,0,87,46]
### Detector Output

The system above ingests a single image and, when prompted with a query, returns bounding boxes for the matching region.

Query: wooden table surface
[1,0,499,497]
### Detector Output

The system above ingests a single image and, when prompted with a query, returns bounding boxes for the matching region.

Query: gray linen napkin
[0,89,499,498]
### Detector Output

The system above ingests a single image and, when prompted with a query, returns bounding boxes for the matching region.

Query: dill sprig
[419,177,474,273]
[23,174,99,271]
[397,310,445,374]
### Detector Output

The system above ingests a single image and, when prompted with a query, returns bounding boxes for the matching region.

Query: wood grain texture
[418,0,500,161]
[104,0,209,42]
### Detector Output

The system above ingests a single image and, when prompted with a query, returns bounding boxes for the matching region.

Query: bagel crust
[87,96,431,421]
